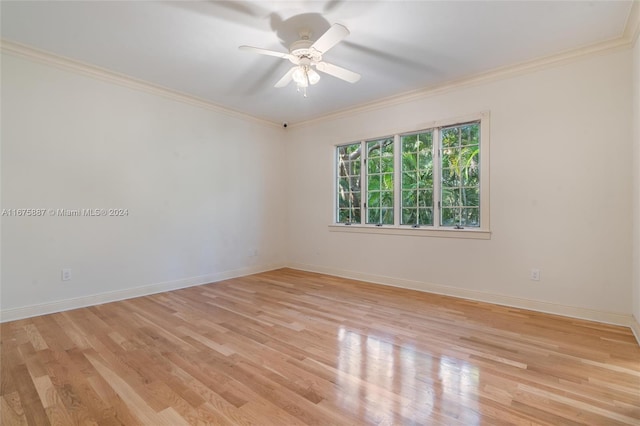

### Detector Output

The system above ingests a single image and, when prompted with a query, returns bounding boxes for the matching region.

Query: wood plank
[1,268,638,424]
[1,392,28,426]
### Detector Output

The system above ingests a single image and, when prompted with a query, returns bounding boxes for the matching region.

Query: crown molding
[2,9,637,132]
[292,34,633,129]
[0,39,281,130]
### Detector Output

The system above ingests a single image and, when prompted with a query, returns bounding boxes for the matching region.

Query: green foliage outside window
[366,138,394,224]
[336,120,481,228]
[336,142,361,223]
[441,123,480,227]
[401,131,433,225]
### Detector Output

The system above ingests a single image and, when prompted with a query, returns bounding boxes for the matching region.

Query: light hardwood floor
[1,268,639,425]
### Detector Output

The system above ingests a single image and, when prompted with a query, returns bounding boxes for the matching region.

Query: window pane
[337,176,360,193]
[417,189,433,208]
[343,160,360,176]
[338,206,362,224]
[402,190,416,206]
[460,145,479,163]
[418,208,433,226]
[460,123,480,146]
[441,188,461,207]
[402,208,417,224]
[352,208,361,223]
[336,142,362,224]
[367,191,379,207]
[380,190,393,208]
[338,191,350,208]
[402,171,417,189]
[381,208,394,225]
[368,175,380,191]
[402,153,417,171]
[441,207,461,226]
[402,137,417,153]
[440,122,480,228]
[366,138,394,225]
[367,158,380,173]
[417,170,432,188]
[461,187,479,207]
[441,147,460,167]
[350,160,361,175]
[441,168,459,187]
[383,141,394,156]
[342,175,360,189]
[441,127,460,148]
[470,123,480,145]
[401,131,433,227]
[418,152,432,169]
[368,208,380,224]
[462,163,479,186]
[461,207,479,227]
[381,173,394,191]
[460,125,472,145]
[381,156,394,172]
[417,132,432,151]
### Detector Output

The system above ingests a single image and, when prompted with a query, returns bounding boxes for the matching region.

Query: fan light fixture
[292,65,320,96]
[239,23,361,98]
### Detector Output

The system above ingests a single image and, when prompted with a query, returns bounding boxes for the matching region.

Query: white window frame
[330,111,491,240]
[364,135,395,225]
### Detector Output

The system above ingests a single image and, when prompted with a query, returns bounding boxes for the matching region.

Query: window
[440,122,480,227]
[334,113,489,236]
[336,142,362,224]
[366,138,394,225]
[401,130,434,226]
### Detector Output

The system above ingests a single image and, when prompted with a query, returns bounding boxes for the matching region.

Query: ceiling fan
[239,23,361,97]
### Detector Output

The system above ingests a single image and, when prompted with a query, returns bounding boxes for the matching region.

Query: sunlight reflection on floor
[335,325,480,424]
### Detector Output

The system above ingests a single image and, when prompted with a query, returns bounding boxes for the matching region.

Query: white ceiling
[1,1,634,124]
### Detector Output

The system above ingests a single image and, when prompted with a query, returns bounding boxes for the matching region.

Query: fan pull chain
[296,85,308,98]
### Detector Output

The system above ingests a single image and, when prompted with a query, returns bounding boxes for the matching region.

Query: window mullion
[393,134,400,226]
[360,141,366,222]
[433,128,441,228]
[480,116,489,231]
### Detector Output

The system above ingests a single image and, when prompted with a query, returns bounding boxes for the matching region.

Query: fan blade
[274,67,297,88]
[311,23,349,54]
[316,62,360,83]
[239,45,292,60]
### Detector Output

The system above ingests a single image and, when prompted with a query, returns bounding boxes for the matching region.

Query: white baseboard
[4,261,638,347]
[0,263,286,323]
[288,262,639,344]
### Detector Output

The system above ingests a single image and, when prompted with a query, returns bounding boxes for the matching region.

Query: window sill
[328,224,491,240]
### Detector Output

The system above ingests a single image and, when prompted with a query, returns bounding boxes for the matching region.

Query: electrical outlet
[61,268,72,281]
[530,268,540,281]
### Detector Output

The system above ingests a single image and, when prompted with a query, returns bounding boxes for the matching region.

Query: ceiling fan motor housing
[289,39,322,64]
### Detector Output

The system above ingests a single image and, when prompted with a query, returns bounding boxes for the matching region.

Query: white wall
[1,44,636,325]
[632,36,640,325]
[1,53,286,317]
[286,49,633,316]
